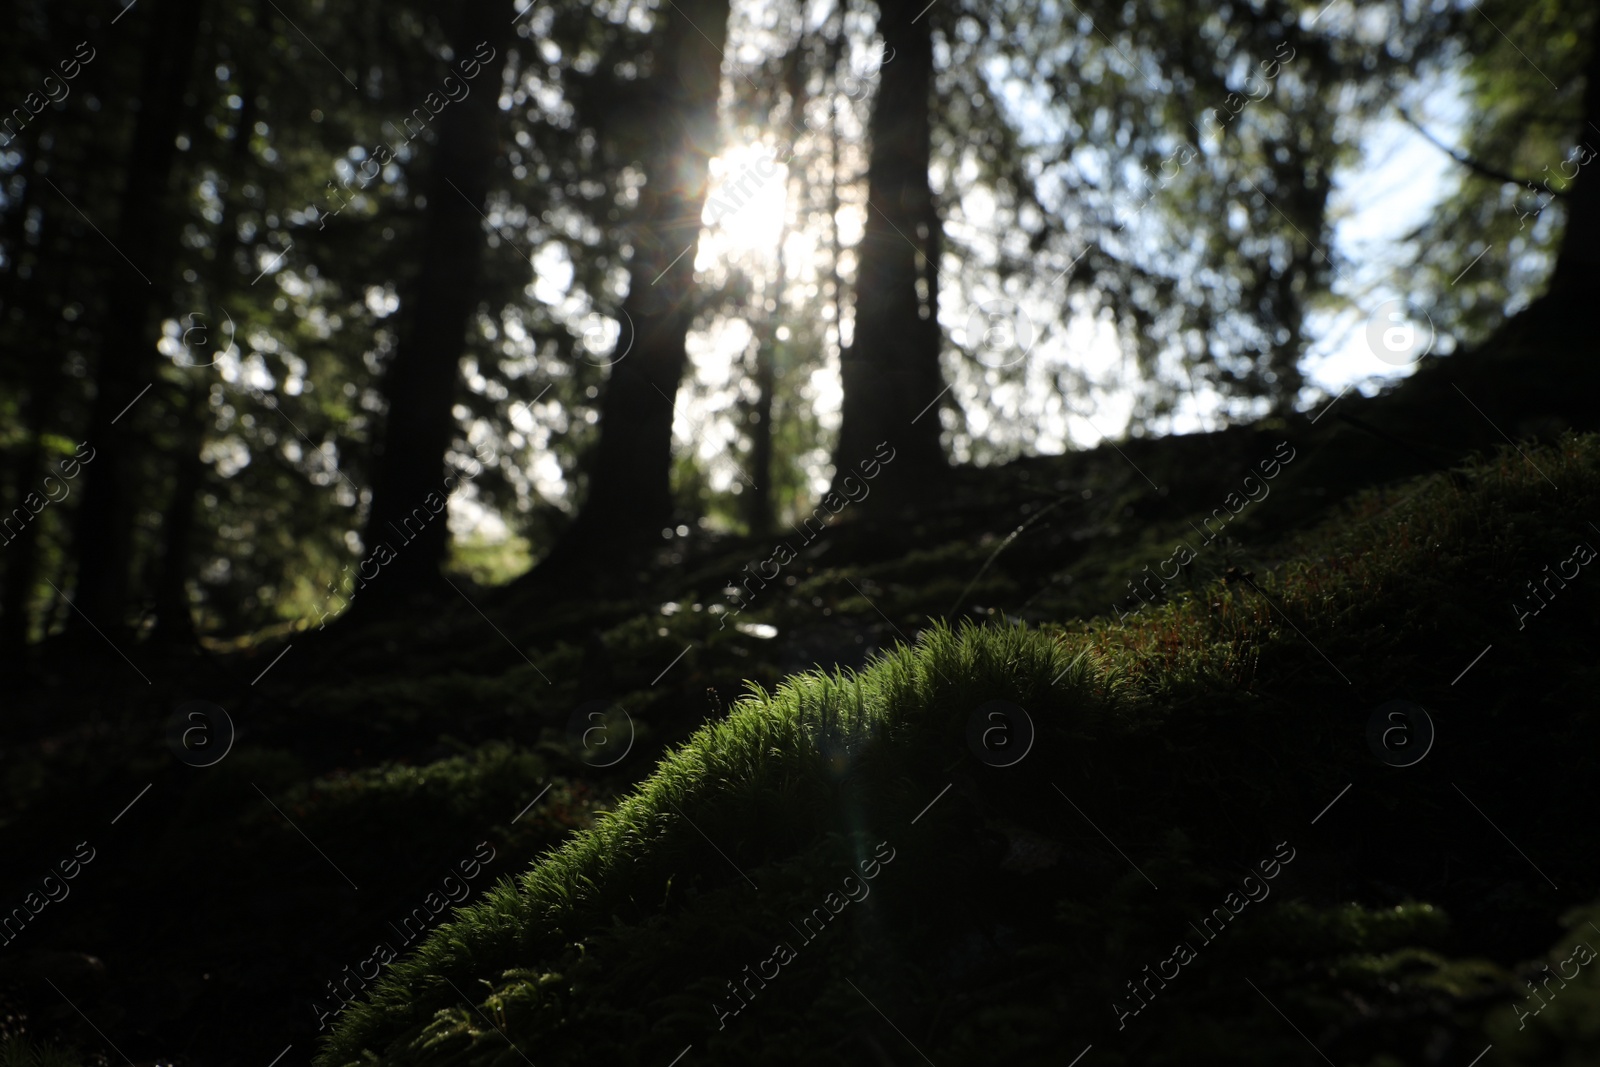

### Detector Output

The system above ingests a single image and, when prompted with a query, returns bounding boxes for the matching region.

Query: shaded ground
[1,325,1596,1065]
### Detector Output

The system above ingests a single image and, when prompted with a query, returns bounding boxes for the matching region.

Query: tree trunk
[1545,10,1600,302]
[0,436,50,652]
[0,364,61,652]
[68,0,206,635]
[356,2,512,609]
[831,0,948,497]
[149,380,205,647]
[744,345,777,536]
[533,0,729,574]
[743,254,784,537]
[0,123,54,655]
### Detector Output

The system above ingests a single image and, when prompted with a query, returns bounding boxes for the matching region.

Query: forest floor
[2,323,1598,1066]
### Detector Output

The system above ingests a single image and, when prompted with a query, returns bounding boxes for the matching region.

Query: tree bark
[831,0,948,498]
[0,122,55,655]
[743,248,785,537]
[1544,9,1600,302]
[149,380,205,647]
[68,0,206,635]
[744,344,778,536]
[0,423,52,652]
[356,3,512,609]
[533,0,729,575]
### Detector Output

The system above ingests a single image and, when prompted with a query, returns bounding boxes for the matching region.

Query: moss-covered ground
[311,432,1600,1066]
[2,335,1598,1064]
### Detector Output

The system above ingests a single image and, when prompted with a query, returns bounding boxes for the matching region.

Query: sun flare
[701,143,789,258]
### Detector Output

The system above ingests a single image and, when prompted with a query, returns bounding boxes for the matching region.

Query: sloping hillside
[4,335,1597,1065]
[315,434,1600,1066]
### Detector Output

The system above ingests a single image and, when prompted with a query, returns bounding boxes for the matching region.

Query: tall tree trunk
[0,366,61,653]
[744,342,778,536]
[68,0,205,635]
[824,13,848,351]
[0,122,54,655]
[149,381,205,647]
[356,2,512,608]
[534,0,729,573]
[831,0,947,497]
[1545,10,1600,302]
[0,427,52,652]
[743,237,787,537]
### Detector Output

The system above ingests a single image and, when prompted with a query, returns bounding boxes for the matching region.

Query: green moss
[1486,901,1600,1063]
[305,434,1600,1065]
[0,1033,85,1067]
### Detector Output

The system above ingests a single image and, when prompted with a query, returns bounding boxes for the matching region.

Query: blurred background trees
[0,0,1592,649]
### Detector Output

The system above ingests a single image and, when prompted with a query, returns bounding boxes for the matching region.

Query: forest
[2,0,1599,1063]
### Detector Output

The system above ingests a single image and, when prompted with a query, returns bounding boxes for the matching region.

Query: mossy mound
[317,435,1600,1065]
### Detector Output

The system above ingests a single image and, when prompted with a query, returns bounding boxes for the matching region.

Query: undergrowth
[317,435,1600,1065]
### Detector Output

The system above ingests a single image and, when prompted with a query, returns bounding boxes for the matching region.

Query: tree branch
[1398,107,1566,196]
